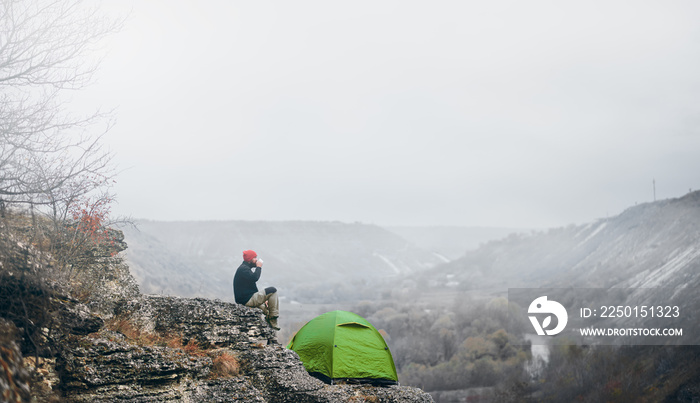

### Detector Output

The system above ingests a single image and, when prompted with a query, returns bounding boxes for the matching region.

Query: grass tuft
[211,352,240,378]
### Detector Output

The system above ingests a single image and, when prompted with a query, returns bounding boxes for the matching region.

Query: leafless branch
[0,0,123,215]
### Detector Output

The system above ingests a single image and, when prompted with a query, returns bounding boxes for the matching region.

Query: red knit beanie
[242,250,258,262]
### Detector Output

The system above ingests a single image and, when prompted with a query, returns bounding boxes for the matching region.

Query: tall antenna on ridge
[653,179,656,202]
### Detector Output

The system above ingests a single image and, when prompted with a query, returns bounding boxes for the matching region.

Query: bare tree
[0,0,121,217]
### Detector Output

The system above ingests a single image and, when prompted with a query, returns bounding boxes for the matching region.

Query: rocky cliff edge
[6,294,432,402]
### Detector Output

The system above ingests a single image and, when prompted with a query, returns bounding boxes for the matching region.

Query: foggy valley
[3,1,700,401]
[119,191,700,402]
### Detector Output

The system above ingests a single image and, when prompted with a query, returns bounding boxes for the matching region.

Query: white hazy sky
[77,0,700,228]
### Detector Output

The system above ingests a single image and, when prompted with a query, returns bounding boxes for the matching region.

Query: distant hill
[386,226,530,260]
[430,191,700,290]
[121,191,700,316]
[120,220,443,303]
[424,191,700,332]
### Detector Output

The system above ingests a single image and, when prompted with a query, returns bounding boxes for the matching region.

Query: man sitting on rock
[233,250,280,330]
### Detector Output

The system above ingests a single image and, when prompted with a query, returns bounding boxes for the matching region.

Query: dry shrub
[165,335,184,349]
[348,394,380,403]
[182,339,205,355]
[211,352,240,378]
[104,316,185,349]
[105,317,158,345]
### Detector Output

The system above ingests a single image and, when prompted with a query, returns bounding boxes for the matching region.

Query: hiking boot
[266,316,280,331]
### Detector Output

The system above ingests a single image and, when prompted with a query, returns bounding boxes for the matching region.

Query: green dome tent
[287,310,398,385]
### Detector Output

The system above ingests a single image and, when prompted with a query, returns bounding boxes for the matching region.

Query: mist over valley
[120,191,700,401]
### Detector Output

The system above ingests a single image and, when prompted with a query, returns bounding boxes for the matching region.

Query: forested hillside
[364,191,700,401]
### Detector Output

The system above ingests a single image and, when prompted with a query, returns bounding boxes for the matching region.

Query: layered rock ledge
[44,295,433,402]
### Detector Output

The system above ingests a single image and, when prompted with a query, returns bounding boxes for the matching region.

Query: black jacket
[233,261,261,305]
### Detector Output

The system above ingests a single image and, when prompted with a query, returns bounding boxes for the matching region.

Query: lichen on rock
[51,295,434,402]
[120,295,276,349]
